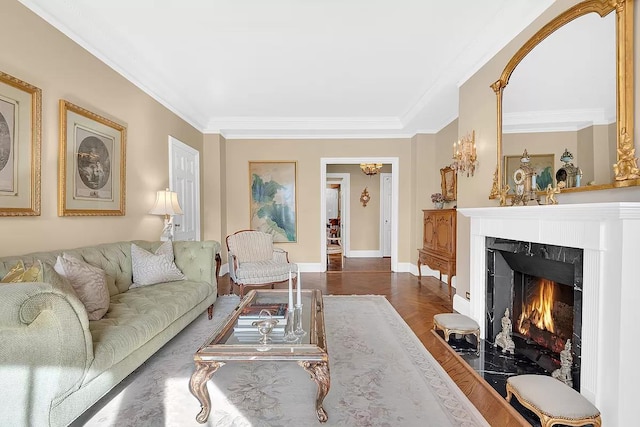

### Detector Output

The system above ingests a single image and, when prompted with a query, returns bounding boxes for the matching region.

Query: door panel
[169,137,200,241]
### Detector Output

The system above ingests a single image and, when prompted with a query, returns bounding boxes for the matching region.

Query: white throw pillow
[54,253,110,320]
[130,241,186,288]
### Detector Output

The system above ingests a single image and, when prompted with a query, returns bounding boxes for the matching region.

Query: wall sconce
[451,130,478,177]
[360,187,371,207]
[149,188,183,241]
[360,163,383,176]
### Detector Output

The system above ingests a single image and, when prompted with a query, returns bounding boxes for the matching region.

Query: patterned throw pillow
[130,241,186,288]
[1,260,44,283]
[54,253,110,320]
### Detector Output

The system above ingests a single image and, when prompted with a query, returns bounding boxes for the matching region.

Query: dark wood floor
[221,257,530,426]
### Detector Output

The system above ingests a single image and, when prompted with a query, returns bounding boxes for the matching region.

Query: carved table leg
[299,360,330,423]
[189,360,225,423]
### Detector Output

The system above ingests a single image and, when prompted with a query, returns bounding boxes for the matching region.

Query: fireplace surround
[458,202,640,426]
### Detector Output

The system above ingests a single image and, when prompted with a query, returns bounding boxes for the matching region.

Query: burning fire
[518,278,556,335]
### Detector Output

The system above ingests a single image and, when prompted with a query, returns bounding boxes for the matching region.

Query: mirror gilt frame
[489,0,637,199]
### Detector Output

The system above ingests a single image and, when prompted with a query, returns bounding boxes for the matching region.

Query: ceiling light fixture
[360,163,383,176]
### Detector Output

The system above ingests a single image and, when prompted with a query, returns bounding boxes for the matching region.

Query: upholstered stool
[506,375,601,427]
[433,313,480,355]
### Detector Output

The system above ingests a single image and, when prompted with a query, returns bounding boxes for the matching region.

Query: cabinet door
[423,213,437,249]
[433,212,455,255]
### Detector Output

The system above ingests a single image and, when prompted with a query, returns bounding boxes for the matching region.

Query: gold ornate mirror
[489,0,637,200]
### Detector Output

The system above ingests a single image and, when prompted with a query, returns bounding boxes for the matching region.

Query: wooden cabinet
[418,209,456,293]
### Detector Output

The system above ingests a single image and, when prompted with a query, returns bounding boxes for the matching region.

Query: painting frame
[59,100,126,216]
[503,153,555,194]
[249,161,297,242]
[440,166,457,201]
[0,70,41,216]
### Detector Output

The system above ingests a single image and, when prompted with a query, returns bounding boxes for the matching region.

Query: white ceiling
[20,0,563,138]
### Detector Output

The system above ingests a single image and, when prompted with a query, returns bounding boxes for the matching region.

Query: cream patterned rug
[76,295,488,427]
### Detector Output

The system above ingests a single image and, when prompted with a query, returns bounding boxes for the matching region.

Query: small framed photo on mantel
[58,100,127,216]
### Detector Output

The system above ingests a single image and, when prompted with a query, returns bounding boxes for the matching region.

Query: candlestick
[288,270,294,311]
[296,266,302,306]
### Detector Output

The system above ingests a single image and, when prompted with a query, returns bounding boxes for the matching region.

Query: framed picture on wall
[0,70,41,216]
[440,166,456,201]
[59,100,126,216]
[249,161,297,242]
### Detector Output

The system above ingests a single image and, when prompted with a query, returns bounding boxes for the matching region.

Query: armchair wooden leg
[207,304,214,320]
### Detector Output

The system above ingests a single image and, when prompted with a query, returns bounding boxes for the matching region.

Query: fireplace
[458,202,640,426]
[486,237,582,388]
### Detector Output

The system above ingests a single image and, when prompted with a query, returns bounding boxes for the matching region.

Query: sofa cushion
[85,279,212,382]
[130,242,186,288]
[54,254,110,321]
[1,260,43,283]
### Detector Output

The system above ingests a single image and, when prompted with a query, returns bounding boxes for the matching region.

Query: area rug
[76,295,489,427]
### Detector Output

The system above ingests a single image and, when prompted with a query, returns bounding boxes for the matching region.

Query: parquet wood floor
[220,258,530,426]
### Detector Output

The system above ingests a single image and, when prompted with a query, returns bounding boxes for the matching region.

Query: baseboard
[453,294,470,316]
[348,250,382,258]
[296,263,325,272]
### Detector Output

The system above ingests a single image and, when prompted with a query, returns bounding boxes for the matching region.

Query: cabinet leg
[417,258,422,278]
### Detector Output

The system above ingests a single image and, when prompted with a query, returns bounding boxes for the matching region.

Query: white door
[380,173,392,257]
[169,136,200,241]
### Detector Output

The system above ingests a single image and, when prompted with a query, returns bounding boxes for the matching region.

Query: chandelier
[451,130,478,177]
[360,163,383,176]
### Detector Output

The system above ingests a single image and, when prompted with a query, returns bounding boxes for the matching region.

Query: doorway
[320,157,399,272]
[169,136,200,241]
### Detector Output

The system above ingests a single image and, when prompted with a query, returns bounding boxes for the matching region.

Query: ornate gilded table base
[188,359,330,424]
[189,361,225,423]
[299,360,331,422]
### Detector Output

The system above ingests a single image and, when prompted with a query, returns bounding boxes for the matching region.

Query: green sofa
[0,240,219,427]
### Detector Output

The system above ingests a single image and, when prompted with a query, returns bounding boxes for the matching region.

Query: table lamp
[149,188,183,241]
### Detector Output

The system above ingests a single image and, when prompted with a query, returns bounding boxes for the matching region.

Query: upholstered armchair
[226,230,297,297]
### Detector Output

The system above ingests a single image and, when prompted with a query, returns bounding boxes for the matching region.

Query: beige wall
[223,139,414,264]
[0,1,203,257]
[456,0,640,298]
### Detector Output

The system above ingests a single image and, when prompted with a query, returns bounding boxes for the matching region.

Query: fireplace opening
[486,237,583,390]
[513,274,574,355]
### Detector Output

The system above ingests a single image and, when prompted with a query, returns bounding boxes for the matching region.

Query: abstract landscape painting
[249,161,297,242]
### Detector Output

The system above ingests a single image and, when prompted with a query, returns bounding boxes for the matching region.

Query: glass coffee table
[189,289,330,423]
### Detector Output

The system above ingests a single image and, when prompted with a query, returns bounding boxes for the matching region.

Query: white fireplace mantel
[458,202,640,426]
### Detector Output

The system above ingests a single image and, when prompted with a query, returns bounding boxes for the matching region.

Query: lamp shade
[149,188,183,216]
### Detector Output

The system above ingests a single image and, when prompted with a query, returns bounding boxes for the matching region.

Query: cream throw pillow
[54,253,110,320]
[130,241,186,288]
[1,260,44,283]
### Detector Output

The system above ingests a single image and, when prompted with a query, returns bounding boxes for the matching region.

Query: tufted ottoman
[506,375,601,427]
[433,313,480,355]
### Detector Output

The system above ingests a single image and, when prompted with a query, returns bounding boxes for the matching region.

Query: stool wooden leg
[207,304,214,320]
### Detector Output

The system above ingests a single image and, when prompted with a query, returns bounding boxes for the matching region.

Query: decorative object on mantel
[555,148,583,188]
[360,163,383,176]
[494,308,515,354]
[499,184,510,207]
[430,192,445,209]
[359,187,370,207]
[544,184,561,205]
[451,130,478,177]
[552,339,574,387]
[614,129,640,181]
[510,150,539,206]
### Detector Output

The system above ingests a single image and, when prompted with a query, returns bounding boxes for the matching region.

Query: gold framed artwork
[440,166,456,201]
[0,70,41,216]
[59,100,126,216]
[249,161,297,242]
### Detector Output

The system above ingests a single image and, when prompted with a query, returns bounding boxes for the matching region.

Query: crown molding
[503,108,615,133]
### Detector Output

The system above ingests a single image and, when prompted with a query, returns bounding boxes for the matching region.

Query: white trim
[379,173,392,258]
[326,173,350,256]
[320,157,399,272]
[215,131,418,140]
[452,294,471,316]
[349,250,382,258]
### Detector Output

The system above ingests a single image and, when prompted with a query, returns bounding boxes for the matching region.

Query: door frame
[326,173,350,256]
[379,172,392,257]
[320,157,399,272]
[168,135,201,241]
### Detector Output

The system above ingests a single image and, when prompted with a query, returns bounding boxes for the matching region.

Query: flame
[517,278,556,335]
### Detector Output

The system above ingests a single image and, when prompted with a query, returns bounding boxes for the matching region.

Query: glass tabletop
[196,289,326,360]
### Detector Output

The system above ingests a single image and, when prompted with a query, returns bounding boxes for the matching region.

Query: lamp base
[160,217,173,241]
